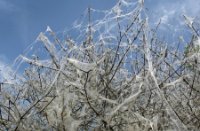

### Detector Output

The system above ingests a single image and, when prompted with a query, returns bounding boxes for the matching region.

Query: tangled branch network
[1,0,200,130]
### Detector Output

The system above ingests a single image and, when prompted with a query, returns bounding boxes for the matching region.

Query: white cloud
[182,0,200,16]
[0,58,19,84]
[0,61,12,82]
[144,0,200,42]
[147,0,200,26]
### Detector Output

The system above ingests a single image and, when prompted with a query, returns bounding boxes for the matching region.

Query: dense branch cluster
[0,0,200,130]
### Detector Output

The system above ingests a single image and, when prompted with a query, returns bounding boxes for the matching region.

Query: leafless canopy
[0,0,200,131]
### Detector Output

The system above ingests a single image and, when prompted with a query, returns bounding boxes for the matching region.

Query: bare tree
[0,0,200,131]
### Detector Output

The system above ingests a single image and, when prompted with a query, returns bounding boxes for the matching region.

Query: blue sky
[0,0,200,78]
[0,0,116,63]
